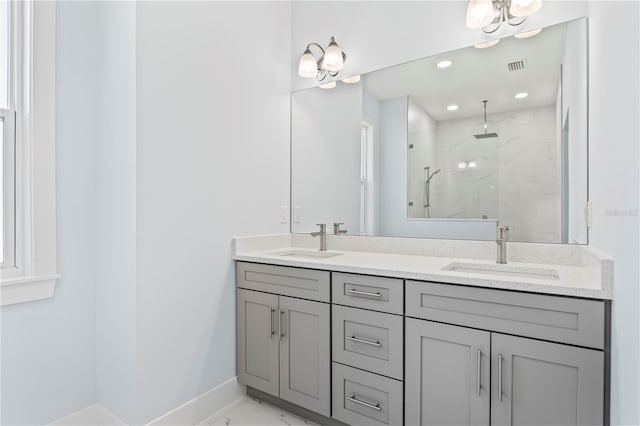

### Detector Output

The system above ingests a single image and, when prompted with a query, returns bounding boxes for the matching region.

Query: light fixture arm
[305,42,325,56]
[481,0,529,34]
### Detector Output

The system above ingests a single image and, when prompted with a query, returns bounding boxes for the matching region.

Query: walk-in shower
[424,166,441,218]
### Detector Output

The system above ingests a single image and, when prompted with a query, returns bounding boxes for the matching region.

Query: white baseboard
[47,378,244,426]
[146,377,245,426]
[49,404,126,426]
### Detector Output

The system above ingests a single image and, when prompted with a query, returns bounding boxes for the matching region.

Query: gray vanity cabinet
[278,295,331,417]
[237,262,609,426]
[236,266,331,418]
[237,288,279,396]
[237,289,331,416]
[491,333,604,426]
[405,280,607,426]
[405,319,491,426]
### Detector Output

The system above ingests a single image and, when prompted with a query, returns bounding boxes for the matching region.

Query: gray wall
[135,2,291,422]
[1,3,100,424]
[291,82,362,233]
[95,1,137,423]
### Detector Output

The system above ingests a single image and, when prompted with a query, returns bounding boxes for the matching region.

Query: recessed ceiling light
[514,28,543,39]
[342,75,361,84]
[319,81,336,89]
[474,39,500,49]
[515,92,529,99]
[447,105,459,111]
[437,60,453,69]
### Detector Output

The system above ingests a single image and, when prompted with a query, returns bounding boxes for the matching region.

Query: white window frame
[0,0,58,306]
[2,107,16,270]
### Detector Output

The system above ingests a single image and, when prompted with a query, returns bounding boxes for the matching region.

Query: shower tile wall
[412,104,561,243]
[408,98,437,218]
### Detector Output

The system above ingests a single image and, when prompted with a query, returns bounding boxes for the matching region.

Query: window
[360,120,375,236]
[0,0,57,306]
[1,0,16,270]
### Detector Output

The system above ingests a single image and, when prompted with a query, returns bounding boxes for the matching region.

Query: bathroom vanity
[239,14,608,426]
[234,234,612,426]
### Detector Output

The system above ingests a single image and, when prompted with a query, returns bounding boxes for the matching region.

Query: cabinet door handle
[279,310,286,341]
[477,349,482,396]
[498,354,503,402]
[345,288,382,298]
[270,308,276,338]
[346,335,382,347]
[346,395,381,411]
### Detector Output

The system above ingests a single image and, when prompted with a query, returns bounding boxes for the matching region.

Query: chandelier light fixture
[298,36,347,81]
[466,0,543,33]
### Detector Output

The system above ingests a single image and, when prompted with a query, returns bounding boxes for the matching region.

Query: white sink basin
[270,249,343,259]
[442,262,559,280]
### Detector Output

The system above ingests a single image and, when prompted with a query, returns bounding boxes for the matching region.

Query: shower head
[426,168,441,182]
[475,132,499,139]
[474,100,499,139]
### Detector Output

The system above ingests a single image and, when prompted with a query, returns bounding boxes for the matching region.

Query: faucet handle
[315,223,326,232]
[333,222,348,235]
[497,225,510,239]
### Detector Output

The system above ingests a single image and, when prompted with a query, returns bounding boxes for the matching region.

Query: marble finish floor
[199,396,316,426]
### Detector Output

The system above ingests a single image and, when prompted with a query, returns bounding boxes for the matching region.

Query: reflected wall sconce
[466,0,543,33]
[298,37,347,81]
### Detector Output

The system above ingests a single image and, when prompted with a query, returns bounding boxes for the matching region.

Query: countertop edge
[234,253,612,301]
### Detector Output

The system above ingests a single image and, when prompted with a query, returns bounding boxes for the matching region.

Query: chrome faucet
[333,222,348,235]
[496,225,510,264]
[311,223,327,251]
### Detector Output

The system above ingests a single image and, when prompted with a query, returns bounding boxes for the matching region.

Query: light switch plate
[294,206,301,223]
[280,206,288,224]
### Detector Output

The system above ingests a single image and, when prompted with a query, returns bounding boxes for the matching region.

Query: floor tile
[199,396,316,426]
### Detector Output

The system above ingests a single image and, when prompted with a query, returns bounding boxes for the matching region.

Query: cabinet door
[491,334,604,426]
[236,289,279,396]
[406,319,490,426]
[279,296,331,417]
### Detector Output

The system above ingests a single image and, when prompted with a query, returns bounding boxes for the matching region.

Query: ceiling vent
[507,59,527,72]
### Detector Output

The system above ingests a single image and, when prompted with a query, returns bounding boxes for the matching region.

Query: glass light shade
[298,51,318,78]
[319,81,336,89]
[468,161,478,168]
[342,75,361,84]
[514,28,542,39]
[458,162,467,169]
[510,0,542,17]
[474,39,500,49]
[465,0,496,29]
[322,42,344,72]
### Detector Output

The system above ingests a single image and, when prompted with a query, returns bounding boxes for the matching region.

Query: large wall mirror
[291,18,588,244]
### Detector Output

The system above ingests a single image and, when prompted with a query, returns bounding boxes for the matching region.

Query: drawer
[332,305,403,380]
[332,363,403,426]
[332,272,403,314]
[236,262,330,302]
[406,281,605,349]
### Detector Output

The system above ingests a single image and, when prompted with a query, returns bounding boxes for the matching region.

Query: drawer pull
[476,349,481,396]
[346,335,382,347]
[346,395,381,411]
[279,310,286,341]
[270,308,276,338]
[498,354,503,402]
[345,288,382,298]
